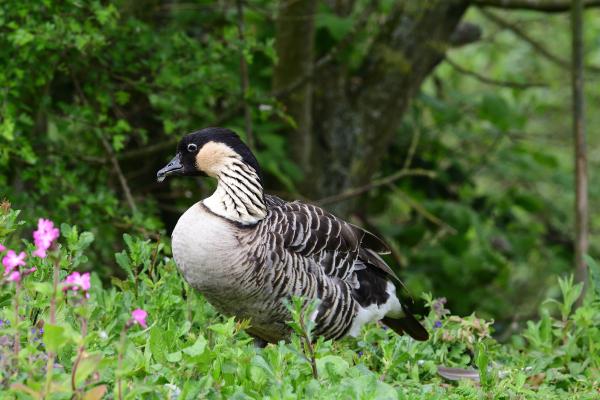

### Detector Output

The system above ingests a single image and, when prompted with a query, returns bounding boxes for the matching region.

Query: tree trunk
[273,0,318,188]
[274,0,469,215]
[572,0,588,303]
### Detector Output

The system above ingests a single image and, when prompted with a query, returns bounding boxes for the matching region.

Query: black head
[157,127,260,182]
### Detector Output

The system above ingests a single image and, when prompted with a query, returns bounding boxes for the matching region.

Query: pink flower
[0,244,5,252]
[131,309,148,328]
[32,218,60,259]
[32,247,48,258]
[2,250,26,276]
[62,272,91,292]
[7,271,21,282]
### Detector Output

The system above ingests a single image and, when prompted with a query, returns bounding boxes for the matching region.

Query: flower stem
[44,255,60,398]
[71,316,88,396]
[50,256,59,324]
[117,327,128,400]
[298,307,318,379]
[13,281,21,366]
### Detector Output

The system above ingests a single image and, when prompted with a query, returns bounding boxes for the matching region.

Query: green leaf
[43,324,67,352]
[83,385,107,400]
[316,355,349,378]
[251,355,275,379]
[478,94,512,131]
[31,282,54,296]
[75,353,103,387]
[585,255,600,298]
[115,251,134,281]
[166,351,182,363]
[149,328,175,364]
[475,343,491,389]
[0,117,15,141]
[316,13,353,41]
[182,335,207,357]
[9,383,41,399]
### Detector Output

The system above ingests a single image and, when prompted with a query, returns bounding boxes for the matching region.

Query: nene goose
[157,127,428,343]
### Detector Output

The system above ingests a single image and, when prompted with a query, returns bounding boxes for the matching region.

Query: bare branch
[119,2,376,162]
[117,103,244,161]
[71,73,138,214]
[99,133,138,214]
[445,56,547,88]
[402,124,421,171]
[472,0,600,12]
[316,169,436,206]
[480,8,600,73]
[391,187,458,235]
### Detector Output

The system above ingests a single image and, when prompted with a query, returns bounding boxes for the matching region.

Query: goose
[157,127,428,344]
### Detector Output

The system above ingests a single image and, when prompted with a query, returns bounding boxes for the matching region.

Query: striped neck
[202,160,267,225]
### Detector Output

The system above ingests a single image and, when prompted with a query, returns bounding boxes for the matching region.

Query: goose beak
[157,154,184,182]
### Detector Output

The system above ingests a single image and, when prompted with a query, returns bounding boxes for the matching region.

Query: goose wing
[263,195,395,282]
[260,195,429,341]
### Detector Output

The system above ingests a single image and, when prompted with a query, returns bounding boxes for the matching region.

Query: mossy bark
[273,0,318,188]
[274,0,469,215]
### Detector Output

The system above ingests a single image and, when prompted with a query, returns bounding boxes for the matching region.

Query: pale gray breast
[171,202,243,295]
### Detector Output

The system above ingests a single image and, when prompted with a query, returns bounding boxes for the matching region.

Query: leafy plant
[1,207,599,398]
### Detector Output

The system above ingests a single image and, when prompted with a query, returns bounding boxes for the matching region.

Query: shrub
[0,206,598,398]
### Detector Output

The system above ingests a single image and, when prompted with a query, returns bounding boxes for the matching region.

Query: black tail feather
[382,312,429,341]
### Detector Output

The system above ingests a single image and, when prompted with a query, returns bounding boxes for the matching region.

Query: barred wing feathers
[251,195,428,341]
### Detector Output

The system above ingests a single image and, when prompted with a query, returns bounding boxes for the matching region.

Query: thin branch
[480,8,600,73]
[316,169,436,206]
[71,74,138,213]
[445,56,547,88]
[119,2,376,161]
[391,187,458,235]
[298,303,318,379]
[472,0,600,12]
[117,103,244,161]
[236,0,255,150]
[464,129,507,178]
[402,124,421,171]
[100,133,138,213]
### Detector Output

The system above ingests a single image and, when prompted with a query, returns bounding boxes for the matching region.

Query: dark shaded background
[1,0,598,335]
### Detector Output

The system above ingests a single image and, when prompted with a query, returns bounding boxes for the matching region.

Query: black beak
[157,154,184,183]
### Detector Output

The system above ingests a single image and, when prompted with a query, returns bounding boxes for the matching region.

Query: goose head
[157,127,261,182]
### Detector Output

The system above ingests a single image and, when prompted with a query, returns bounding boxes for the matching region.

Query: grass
[0,210,599,399]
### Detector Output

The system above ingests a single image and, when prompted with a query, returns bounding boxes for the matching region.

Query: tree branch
[472,0,600,12]
[449,22,483,47]
[480,8,600,73]
[391,187,458,235]
[445,56,547,88]
[117,103,244,161]
[70,73,138,213]
[316,169,436,206]
[100,133,138,213]
[120,1,376,162]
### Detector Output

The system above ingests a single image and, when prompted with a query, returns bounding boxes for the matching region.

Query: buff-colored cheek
[195,142,239,176]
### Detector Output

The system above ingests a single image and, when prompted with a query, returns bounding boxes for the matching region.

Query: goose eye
[187,143,198,153]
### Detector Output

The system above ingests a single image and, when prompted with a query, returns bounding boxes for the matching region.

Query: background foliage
[0,0,599,396]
